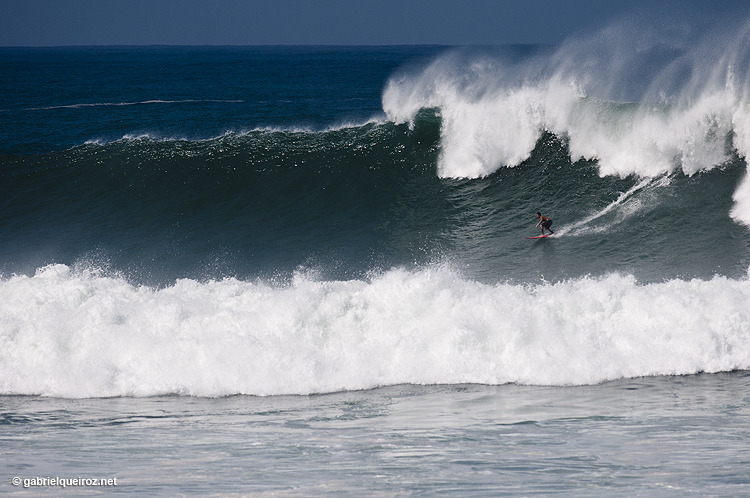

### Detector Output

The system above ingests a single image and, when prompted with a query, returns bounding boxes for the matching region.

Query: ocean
[2,25,750,496]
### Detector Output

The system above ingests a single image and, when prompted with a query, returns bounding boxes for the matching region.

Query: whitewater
[2,263,749,398]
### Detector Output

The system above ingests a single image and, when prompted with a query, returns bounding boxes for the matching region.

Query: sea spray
[382,18,750,226]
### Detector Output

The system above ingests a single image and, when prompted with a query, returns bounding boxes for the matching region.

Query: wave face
[2,35,750,396]
[2,126,748,285]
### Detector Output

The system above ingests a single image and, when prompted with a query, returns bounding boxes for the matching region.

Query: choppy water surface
[4,374,750,496]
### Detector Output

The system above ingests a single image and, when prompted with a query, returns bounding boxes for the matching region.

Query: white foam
[382,53,581,178]
[730,102,750,225]
[1,264,749,398]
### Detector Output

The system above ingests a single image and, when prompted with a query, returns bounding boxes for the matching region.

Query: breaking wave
[382,17,750,225]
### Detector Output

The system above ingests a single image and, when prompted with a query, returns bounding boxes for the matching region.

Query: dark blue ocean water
[0,46,442,153]
[2,40,750,496]
[2,46,749,285]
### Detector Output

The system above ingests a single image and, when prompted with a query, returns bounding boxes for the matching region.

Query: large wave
[382,16,750,226]
[2,263,749,398]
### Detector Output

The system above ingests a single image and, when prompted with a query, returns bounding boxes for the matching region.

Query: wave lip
[1,264,749,398]
[78,115,389,147]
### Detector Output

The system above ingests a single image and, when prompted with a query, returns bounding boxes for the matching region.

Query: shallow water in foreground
[3,372,749,496]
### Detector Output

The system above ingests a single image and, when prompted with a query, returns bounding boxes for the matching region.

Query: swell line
[0,99,245,112]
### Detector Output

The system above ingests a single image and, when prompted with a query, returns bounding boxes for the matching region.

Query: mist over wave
[2,263,749,398]
[382,16,750,225]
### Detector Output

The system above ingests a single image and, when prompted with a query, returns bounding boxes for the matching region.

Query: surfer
[535,212,554,235]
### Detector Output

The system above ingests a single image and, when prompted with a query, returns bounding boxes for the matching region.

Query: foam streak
[3,99,245,113]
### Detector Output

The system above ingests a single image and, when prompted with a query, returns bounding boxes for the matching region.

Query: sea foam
[1,264,749,398]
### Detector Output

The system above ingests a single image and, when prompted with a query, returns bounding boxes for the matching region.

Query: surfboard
[526,234,552,239]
